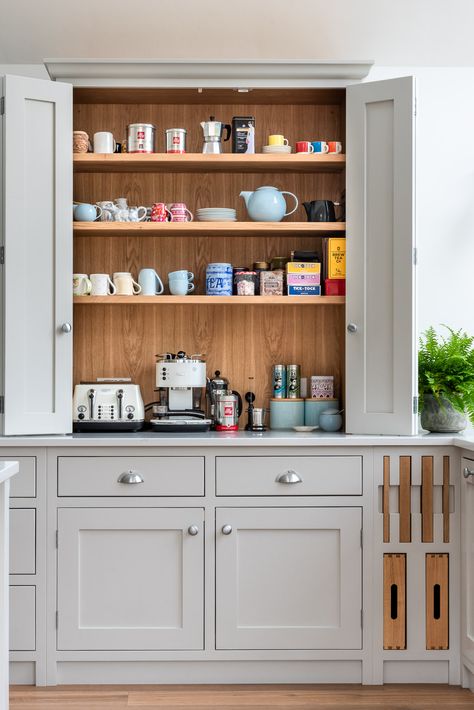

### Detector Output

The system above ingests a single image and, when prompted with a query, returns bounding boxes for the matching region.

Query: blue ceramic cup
[73,203,102,221]
[138,268,164,295]
[168,271,194,296]
[206,263,233,296]
[311,141,329,154]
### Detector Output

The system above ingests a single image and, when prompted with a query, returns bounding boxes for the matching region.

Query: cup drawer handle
[117,470,144,484]
[276,470,303,484]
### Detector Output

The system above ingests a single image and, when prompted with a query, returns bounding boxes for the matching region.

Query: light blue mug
[168,270,194,296]
[138,268,164,295]
[73,203,103,222]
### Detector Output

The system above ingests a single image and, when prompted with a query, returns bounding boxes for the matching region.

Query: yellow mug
[268,134,289,146]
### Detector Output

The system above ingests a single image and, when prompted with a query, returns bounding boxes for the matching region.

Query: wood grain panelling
[443,456,450,543]
[383,456,390,543]
[426,553,449,650]
[421,456,434,543]
[383,554,406,650]
[398,457,412,543]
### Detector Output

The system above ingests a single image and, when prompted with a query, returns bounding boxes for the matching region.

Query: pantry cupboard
[0,66,417,436]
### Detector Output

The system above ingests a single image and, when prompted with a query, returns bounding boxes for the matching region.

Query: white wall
[1,0,474,66]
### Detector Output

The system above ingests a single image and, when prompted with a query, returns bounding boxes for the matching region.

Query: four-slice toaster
[73,380,145,432]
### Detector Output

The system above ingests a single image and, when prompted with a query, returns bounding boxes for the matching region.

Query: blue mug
[206,263,233,296]
[138,268,164,295]
[168,271,194,296]
[73,203,103,222]
[311,141,329,154]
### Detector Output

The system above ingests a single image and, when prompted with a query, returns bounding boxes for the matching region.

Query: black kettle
[303,200,339,222]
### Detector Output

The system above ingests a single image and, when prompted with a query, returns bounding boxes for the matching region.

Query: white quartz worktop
[0,430,473,448]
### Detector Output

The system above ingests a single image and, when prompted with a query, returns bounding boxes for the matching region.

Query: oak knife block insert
[383,553,406,650]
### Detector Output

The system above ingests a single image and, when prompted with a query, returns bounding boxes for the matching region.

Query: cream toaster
[73,379,145,432]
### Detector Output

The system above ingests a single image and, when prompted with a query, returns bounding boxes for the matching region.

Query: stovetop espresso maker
[200,116,232,154]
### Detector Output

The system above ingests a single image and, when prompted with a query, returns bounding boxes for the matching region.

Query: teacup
[113,272,142,295]
[295,141,314,154]
[168,270,194,295]
[311,141,329,154]
[73,274,92,296]
[73,203,103,222]
[268,134,289,146]
[138,268,164,295]
[96,201,117,222]
[90,273,116,296]
[328,141,343,154]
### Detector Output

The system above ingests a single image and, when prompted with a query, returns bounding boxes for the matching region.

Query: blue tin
[206,263,233,296]
[272,364,287,398]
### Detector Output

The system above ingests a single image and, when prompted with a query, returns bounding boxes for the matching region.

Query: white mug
[113,272,142,295]
[73,274,92,296]
[93,132,117,154]
[90,273,116,296]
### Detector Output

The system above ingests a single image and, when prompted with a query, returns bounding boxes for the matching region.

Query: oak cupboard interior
[72,87,346,413]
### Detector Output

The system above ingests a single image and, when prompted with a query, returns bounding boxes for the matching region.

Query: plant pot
[420,393,467,433]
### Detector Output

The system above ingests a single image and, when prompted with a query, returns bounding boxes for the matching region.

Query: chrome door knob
[463,467,474,479]
[61,322,72,333]
[222,525,233,535]
[347,323,358,333]
[188,525,199,536]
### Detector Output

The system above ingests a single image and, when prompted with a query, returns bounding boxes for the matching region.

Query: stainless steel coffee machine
[200,116,232,154]
[150,352,212,432]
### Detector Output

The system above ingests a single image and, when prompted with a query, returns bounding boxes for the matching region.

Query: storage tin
[270,398,304,430]
[166,128,187,154]
[304,398,339,427]
[127,123,156,153]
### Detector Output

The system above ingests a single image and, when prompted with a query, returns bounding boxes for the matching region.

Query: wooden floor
[9,684,474,710]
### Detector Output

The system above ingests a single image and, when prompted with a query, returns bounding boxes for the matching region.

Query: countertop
[0,430,473,449]
[0,460,19,484]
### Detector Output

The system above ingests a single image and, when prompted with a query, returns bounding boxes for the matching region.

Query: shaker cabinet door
[57,507,204,651]
[461,457,474,670]
[346,76,417,435]
[1,75,72,434]
[216,507,362,650]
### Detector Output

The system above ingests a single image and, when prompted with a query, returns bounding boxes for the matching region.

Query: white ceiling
[1,0,474,66]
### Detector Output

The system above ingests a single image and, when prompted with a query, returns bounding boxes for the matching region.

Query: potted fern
[419,326,474,432]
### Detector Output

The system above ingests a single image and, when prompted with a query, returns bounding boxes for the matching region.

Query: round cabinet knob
[188,525,199,536]
[222,524,233,535]
[347,323,358,334]
[61,322,72,333]
[463,467,474,479]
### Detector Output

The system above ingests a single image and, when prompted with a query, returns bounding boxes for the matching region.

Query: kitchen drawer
[5,457,36,498]
[58,456,204,497]
[216,456,362,496]
[10,586,36,651]
[10,509,36,575]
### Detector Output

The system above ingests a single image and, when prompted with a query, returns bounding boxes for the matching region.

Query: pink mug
[169,203,194,222]
[151,202,171,222]
[295,141,314,154]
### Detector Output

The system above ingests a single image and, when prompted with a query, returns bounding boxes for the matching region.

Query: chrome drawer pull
[117,470,144,484]
[222,525,233,535]
[463,467,474,479]
[276,470,303,484]
[188,525,199,536]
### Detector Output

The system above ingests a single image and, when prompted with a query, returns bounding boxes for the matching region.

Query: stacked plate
[196,208,237,222]
[262,145,292,154]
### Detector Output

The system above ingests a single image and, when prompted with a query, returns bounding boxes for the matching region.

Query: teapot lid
[256,186,277,191]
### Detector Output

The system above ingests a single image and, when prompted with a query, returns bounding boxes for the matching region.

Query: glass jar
[235,271,257,296]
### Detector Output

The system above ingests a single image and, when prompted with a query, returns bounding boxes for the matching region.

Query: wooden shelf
[74,295,345,306]
[73,153,346,174]
[73,221,346,237]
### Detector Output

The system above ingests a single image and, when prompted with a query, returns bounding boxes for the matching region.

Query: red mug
[150,202,171,222]
[328,141,343,154]
[169,203,194,222]
[295,141,314,154]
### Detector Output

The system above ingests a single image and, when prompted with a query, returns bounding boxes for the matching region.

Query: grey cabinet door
[346,76,417,435]
[216,507,362,650]
[462,457,474,669]
[57,507,204,650]
[1,75,72,435]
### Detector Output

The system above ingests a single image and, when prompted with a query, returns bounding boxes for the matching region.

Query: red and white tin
[166,128,187,154]
[127,123,156,153]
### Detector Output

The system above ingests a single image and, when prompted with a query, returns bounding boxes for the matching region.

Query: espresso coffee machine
[149,352,212,432]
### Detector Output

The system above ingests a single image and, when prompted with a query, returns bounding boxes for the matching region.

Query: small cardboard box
[323,238,346,279]
[287,284,321,296]
[286,262,321,274]
[311,375,334,398]
[287,273,321,286]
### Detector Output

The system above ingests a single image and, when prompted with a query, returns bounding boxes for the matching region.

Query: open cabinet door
[0,75,72,435]
[346,76,417,435]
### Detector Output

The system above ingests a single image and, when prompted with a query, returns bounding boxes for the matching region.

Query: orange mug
[328,141,343,154]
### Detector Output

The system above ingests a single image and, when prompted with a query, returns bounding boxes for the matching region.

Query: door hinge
[414,96,417,117]
[361,609,363,627]
[413,247,418,266]
[360,528,363,547]
[0,396,4,415]
[55,530,58,548]
[0,246,4,264]
[55,611,58,629]
[0,97,4,116]
[413,396,419,414]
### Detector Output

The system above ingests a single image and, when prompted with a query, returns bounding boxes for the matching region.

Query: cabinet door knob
[463,467,474,479]
[61,322,72,333]
[117,470,144,484]
[276,470,303,484]
[188,525,199,536]
[222,524,233,535]
[347,323,358,334]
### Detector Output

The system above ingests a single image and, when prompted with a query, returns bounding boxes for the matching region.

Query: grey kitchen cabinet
[57,507,204,651]
[9,586,36,651]
[215,506,362,650]
[462,456,474,681]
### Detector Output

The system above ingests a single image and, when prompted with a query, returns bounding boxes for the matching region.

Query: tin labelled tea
[287,364,301,398]
[273,364,287,398]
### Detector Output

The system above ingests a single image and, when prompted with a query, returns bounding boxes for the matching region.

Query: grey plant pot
[420,393,467,433]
